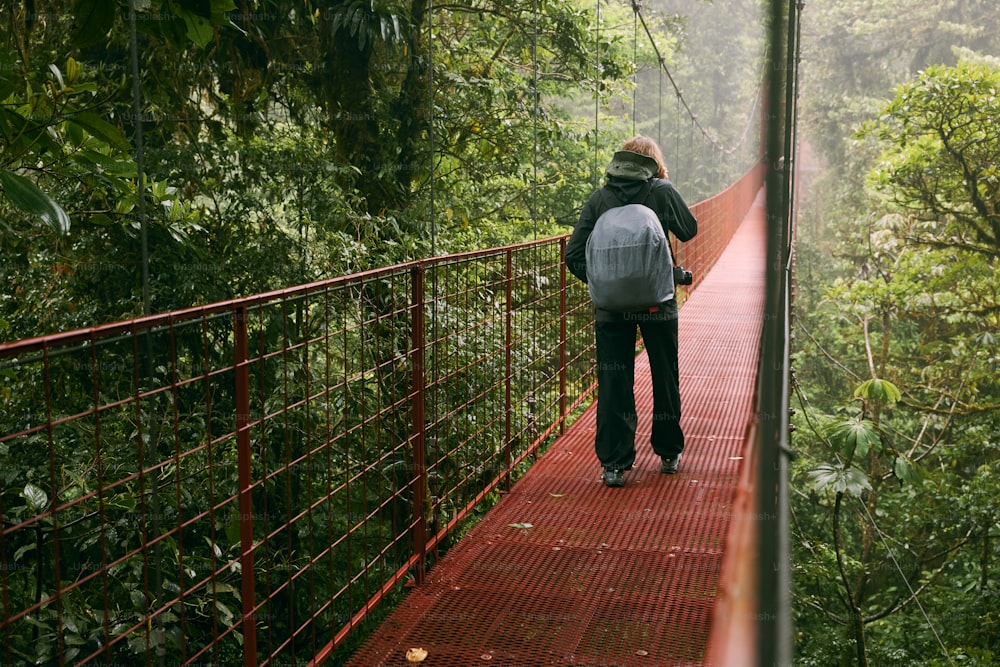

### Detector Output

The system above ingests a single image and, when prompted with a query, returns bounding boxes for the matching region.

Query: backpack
[585,181,675,312]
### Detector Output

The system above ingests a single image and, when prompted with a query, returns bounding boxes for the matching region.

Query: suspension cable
[428,0,436,256]
[593,0,601,188]
[127,0,150,317]
[532,0,539,240]
[631,5,638,136]
[657,56,664,146]
[674,91,680,176]
[630,0,761,158]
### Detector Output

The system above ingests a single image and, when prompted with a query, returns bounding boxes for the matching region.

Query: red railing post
[503,249,514,487]
[410,266,428,584]
[233,306,258,667]
[558,239,568,433]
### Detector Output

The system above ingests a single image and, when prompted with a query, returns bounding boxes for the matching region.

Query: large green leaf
[826,416,881,458]
[70,149,138,178]
[807,463,872,498]
[893,455,927,486]
[69,111,132,152]
[0,169,71,235]
[174,0,237,48]
[211,0,238,17]
[181,11,214,48]
[853,378,902,405]
[20,482,50,515]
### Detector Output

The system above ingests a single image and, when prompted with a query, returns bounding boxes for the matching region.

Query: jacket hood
[605,150,658,181]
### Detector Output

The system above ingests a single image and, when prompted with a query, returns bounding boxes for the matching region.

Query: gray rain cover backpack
[585,182,675,312]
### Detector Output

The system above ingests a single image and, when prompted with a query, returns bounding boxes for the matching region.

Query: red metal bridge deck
[346,191,767,666]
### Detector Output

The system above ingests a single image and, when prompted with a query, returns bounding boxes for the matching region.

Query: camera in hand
[673,266,693,286]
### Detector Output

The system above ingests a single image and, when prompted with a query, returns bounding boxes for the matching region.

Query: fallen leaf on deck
[405,647,428,662]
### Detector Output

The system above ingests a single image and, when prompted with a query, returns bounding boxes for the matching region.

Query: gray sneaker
[660,454,681,474]
[602,469,624,487]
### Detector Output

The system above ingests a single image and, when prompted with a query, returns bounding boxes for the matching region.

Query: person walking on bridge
[564,135,698,487]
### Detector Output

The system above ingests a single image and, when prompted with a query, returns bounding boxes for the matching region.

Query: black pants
[594,317,684,471]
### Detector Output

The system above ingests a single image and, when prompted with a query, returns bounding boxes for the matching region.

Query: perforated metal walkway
[346,192,767,666]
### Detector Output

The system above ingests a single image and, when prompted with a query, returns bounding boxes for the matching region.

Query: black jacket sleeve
[564,189,605,284]
[651,178,698,242]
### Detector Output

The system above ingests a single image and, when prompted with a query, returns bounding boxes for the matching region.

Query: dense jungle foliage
[0,0,759,341]
[792,0,1000,664]
[0,1,764,665]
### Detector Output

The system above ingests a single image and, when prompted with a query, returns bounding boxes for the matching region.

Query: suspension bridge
[342,168,769,667]
[0,1,801,666]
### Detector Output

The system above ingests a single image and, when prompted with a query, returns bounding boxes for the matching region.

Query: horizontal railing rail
[0,162,763,666]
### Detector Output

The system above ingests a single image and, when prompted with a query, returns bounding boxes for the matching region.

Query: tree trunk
[851,607,869,667]
[320,4,389,214]
[834,491,870,666]
[391,0,430,199]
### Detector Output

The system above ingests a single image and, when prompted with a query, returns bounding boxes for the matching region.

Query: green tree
[793,54,1000,666]
[801,0,1000,210]
[864,56,1000,260]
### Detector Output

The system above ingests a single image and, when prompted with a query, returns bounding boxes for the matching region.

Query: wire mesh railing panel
[415,241,596,554]
[677,160,765,303]
[237,276,425,666]
[0,306,253,666]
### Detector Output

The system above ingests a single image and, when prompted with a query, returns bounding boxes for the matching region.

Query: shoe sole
[602,473,624,487]
[660,456,680,474]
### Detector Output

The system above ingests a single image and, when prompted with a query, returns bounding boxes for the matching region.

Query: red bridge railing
[0,161,763,666]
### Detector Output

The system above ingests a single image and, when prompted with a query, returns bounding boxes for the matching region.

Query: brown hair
[620,135,668,179]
